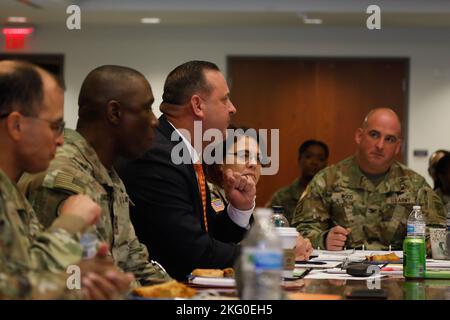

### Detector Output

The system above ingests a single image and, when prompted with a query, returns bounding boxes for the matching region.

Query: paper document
[311,250,403,262]
[426,259,450,269]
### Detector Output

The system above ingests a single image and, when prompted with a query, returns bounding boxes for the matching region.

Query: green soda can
[403,237,426,279]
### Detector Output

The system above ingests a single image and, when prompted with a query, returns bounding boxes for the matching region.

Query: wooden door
[227,57,408,206]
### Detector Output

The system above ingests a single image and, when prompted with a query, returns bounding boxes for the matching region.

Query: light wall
[3,24,450,185]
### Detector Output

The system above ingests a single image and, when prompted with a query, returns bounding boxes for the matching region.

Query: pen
[295,261,327,265]
[298,268,312,279]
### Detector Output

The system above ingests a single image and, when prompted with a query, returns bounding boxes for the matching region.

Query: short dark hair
[162,60,220,105]
[0,61,44,117]
[78,65,148,121]
[298,139,329,159]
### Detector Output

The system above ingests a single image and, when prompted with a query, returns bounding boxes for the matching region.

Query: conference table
[187,250,450,300]
[287,276,450,300]
[188,275,450,300]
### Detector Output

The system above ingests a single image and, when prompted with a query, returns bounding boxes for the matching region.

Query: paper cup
[275,227,299,278]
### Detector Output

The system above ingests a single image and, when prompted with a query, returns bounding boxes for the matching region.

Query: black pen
[295,260,327,265]
[298,268,312,279]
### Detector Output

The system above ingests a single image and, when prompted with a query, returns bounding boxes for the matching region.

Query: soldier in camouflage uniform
[19,65,171,286]
[267,139,329,223]
[292,108,446,251]
[0,61,133,299]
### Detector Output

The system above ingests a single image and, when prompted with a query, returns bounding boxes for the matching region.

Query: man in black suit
[119,61,256,280]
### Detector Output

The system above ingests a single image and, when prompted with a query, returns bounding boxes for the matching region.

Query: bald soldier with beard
[292,108,446,251]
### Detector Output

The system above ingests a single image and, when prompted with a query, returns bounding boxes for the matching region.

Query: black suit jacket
[118,116,247,280]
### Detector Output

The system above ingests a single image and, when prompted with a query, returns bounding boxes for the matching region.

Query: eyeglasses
[0,112,65,136]
[227,150,261,165]
[31,117,65,136]
[225,150,271,168]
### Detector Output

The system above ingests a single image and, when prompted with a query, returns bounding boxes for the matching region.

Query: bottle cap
[271,206,284,214]
[413,205,421,210]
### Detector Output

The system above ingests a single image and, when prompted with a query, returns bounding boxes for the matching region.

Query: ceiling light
[303,17,323,24]
[7,16,27,23]
[140,17,161,24]
[297,13,323,25]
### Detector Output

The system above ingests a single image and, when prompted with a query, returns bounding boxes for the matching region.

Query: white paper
[311,250,403,262]
[426,259,450,268]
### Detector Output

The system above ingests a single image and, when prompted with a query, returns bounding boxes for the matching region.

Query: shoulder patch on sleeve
[52,172,85,194]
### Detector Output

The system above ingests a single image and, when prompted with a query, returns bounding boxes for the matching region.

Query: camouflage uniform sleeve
[23,174,76,229]
[416,181,446,226]
[0,268,83,300]
[29,219,84,273]
[22,187,85,272]
[0,193,83,299]
[124,222,172,286]
[291,172,332,249]
[20,172,88,238]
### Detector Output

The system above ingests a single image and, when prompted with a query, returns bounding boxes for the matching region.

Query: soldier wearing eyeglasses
[0,60,133,299]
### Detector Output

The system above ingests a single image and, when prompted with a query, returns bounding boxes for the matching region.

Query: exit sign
[2,27,34,50]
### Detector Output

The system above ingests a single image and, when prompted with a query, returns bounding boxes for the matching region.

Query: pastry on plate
[366,252,401,262]
[191,268,235,278]
[222,267,235,278]
[133,280,197,298]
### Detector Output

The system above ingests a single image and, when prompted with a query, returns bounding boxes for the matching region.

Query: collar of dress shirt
[167,119,200,164]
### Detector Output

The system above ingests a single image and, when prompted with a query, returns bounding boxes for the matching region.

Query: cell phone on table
[346,289,387,300]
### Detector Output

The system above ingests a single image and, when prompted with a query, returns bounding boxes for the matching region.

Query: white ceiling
[1,0,450,27]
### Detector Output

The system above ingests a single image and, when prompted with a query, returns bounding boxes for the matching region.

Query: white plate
[189,276,236,287]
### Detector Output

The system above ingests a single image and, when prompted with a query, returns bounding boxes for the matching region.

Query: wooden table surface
[189,276,450,300]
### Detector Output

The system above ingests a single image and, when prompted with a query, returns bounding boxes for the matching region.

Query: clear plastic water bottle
[80,232,98,259]
[403,205,426,279]
[238,208,283,300]
[270,206,289,228]
[406,205,426,237]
